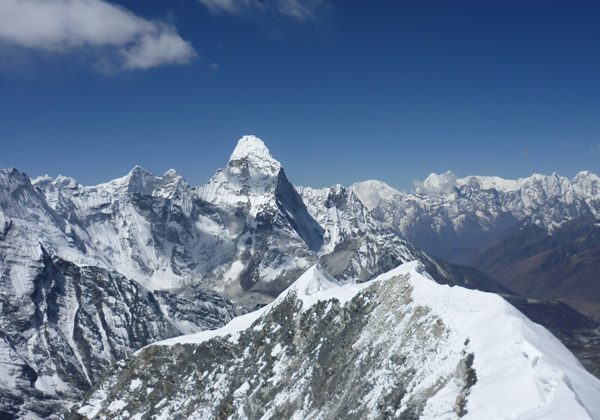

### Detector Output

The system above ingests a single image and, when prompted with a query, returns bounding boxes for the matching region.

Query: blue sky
[1,0,599,192]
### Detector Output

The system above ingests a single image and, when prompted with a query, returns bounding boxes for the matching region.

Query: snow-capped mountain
[362,171,600,262]
[0,136,512,418]
[296,183,510,294]
[3,136,600,418]
[70,262,600,420]
[195,136,325,303]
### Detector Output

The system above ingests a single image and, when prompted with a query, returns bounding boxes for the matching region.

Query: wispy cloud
[197,0,326,20]
[0,0,197,71]
[276,0,323,20]
[562,141,581,149]
[198,0,257,14]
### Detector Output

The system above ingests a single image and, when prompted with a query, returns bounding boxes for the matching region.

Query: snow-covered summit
[350,180,402,210]
[88,166,189,198]
[198,136,284,204]
[412,170,599,198]
[230,135,278,164]
[417,171,459,195]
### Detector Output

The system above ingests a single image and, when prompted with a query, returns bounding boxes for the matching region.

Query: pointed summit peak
[417,171,458,195]
[351,180,402,210]
[120,166,159,195]
[199,135,290,203]
[128,165,153,177]
[163,169,180,177]
[230,135,277,164]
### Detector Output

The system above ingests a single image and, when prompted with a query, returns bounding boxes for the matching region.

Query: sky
[1,0,599,192]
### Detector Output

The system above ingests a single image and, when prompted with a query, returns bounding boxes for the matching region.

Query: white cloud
[197,0,325,20]
[0,0,196,70]
[121,26,197,70]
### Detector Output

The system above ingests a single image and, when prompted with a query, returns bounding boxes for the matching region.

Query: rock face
[466,217,600,300]
[360,171,600,262]
[70,262,600,420]
[0,249,240,419]
[465,217,600,323]
[0,164,247,418]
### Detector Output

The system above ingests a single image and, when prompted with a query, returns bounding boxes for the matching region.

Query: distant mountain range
[352,171,600,315]
[2,136,600,418]
[353,170,600,262]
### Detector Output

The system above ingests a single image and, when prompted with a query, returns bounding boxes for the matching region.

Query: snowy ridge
[156,265,348,347]
[75,261,600,419]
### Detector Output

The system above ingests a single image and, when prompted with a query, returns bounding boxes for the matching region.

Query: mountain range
[352,170,600,320]
[1,136,600,418]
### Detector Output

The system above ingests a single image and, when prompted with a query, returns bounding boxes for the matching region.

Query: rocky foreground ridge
[69,262,600,420]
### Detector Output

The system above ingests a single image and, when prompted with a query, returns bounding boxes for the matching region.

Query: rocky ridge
[69,262,600,420]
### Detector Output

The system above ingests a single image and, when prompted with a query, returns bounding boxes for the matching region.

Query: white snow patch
[0,364,15,389]
[271,343,283,357]
[107,399,127,413]
[34,373,69,395]
[130,378,143,391]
